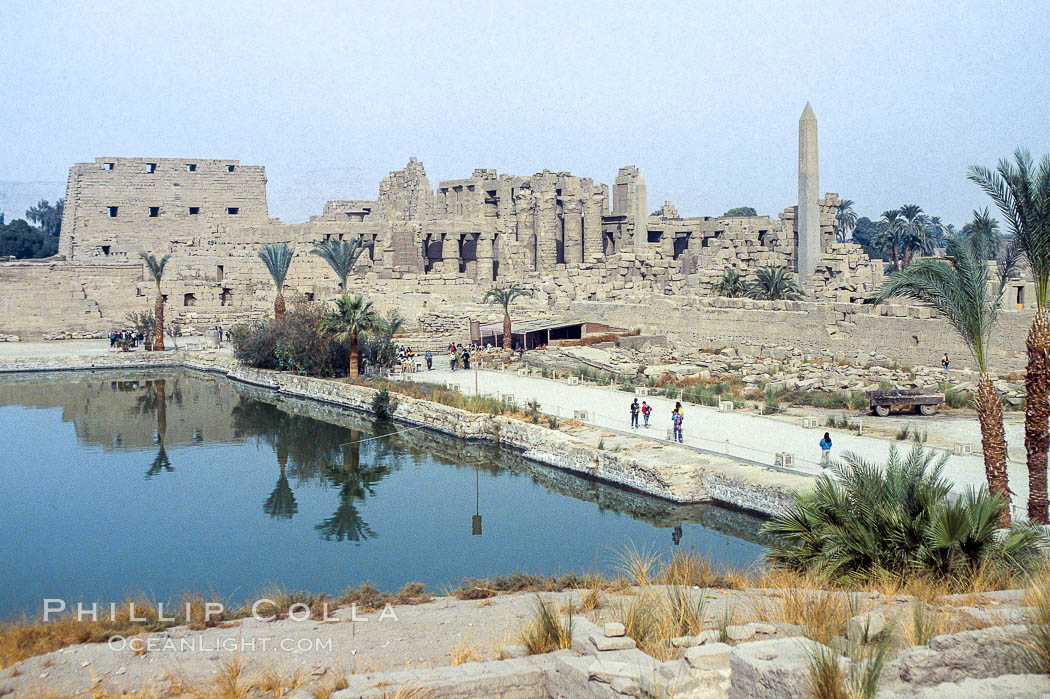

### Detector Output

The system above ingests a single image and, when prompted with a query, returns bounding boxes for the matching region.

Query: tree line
[0,199,63,259]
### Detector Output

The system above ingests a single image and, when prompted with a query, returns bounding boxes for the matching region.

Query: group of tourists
[629,398,684,443]
[109,329,144,347]
[448,342,473,371]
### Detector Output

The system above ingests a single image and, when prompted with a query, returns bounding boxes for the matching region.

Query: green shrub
[231,301,348,377]
[371,389,394,420]
[764,445,1047,584]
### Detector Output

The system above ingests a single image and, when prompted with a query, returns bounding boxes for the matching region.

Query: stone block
[685,642,732,671]
[729,637,835,699]
[604,622,626,637]
[589,631,637,651]
[847,610,887,644]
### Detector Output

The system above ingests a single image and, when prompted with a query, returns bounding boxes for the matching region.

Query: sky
[1,0,1047,225]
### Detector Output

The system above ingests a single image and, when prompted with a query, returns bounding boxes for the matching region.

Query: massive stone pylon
[797,102,820,282]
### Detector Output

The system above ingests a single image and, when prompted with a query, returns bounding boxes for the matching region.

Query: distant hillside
[0,181,66,221]
[266,167,384,223]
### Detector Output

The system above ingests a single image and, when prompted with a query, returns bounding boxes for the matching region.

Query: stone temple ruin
[2,105,888,343]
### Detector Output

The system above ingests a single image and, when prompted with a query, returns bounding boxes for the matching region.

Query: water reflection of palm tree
[263,442,298,519]
[315,443,388,543]
[147,443,172,478]
[146,379,173,479]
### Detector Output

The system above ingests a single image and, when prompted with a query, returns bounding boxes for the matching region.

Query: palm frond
[139,252,170,285]
[259,243,294,292]
[311,238,372,290]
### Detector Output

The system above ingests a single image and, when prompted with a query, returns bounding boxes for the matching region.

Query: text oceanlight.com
[108,635,334,653]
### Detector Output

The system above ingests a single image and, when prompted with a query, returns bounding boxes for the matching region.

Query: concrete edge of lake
[0,351,805,517]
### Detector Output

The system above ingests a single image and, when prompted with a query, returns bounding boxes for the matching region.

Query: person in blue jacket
[819,432,833,466]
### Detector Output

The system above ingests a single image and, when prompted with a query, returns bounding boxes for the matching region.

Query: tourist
[641,401,651,428]
[135,331,144,347]
[672,524,683,546]
[109,331,117,348]
[425,349,433,370]
[942,353,950,370]
[462,347,470,370]
[216,325,223,347]
[450,348,458,372]
[630,398,640,429]
[672,403,684,443]
[819,432,833,466]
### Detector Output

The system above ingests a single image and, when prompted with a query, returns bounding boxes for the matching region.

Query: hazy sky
[1,0,1047,225]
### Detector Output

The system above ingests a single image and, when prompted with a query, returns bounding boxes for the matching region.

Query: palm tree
[321,294,379,377]
[258,243,294,319]
[898,204,928,267]
[875,209,903,270]
[969,149,1050,524]
[310,238,372,293]
[872,233,1015,524]
[764,445,1044,583]
[139,252,170,350]
[959,208,1002,257]
[482,284,533,350]
[835,199,857,243]
[744,266,805,301]
[715,268,746,298]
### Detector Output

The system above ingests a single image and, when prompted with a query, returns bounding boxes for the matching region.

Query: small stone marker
[604,622,626,637]
[847,611,887,644]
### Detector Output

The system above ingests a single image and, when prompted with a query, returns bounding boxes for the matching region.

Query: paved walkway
[408,366,1033,518]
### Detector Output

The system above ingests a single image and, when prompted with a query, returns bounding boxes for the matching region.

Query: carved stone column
[583,190,604,261]
[537,191,558,272]
[563,199,584,264]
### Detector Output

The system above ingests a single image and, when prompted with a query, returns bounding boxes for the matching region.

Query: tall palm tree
[744,266,805,301]
[258,243,294,319]
[310,238,372,293]
[876,209,903,269]
[483,284,533,350]
[959,208,1002,257]
[321,294,379,377]
[872,233,1016,525]
[139,252,170,351]
[898,204,930,267]
[969,149,1050,523]
[835,199,857,243]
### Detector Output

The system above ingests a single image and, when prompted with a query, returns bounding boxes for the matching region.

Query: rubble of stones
[531,339,1028,410]
[336,587,1046,698]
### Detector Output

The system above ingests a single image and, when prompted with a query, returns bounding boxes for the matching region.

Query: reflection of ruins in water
[0,369,770,548]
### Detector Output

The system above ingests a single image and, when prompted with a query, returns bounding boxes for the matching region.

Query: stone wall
[59,157,269,260]
[571,297,1033,373]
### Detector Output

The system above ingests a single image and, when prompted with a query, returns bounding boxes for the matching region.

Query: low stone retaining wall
[0,352,795,516]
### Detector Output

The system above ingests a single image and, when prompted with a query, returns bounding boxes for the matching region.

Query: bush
[231,301,348,377]
[764,445,1047,585]
[371,389,394,420]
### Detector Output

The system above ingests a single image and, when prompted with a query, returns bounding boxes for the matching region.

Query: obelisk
[797,102,820,282]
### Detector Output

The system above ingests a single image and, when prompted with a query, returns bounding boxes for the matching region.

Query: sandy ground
[406,367,1033,517]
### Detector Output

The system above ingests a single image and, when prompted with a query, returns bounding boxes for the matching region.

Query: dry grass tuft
[616,543,660,586]
[449,637,483,666]
[615,586,708,660]
[581,586,604,611]
[312,673,349,699]
[1020,568,1050,673]
[519,595,572,655]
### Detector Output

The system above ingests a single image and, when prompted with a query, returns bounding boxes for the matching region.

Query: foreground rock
[3,586,1045,698]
